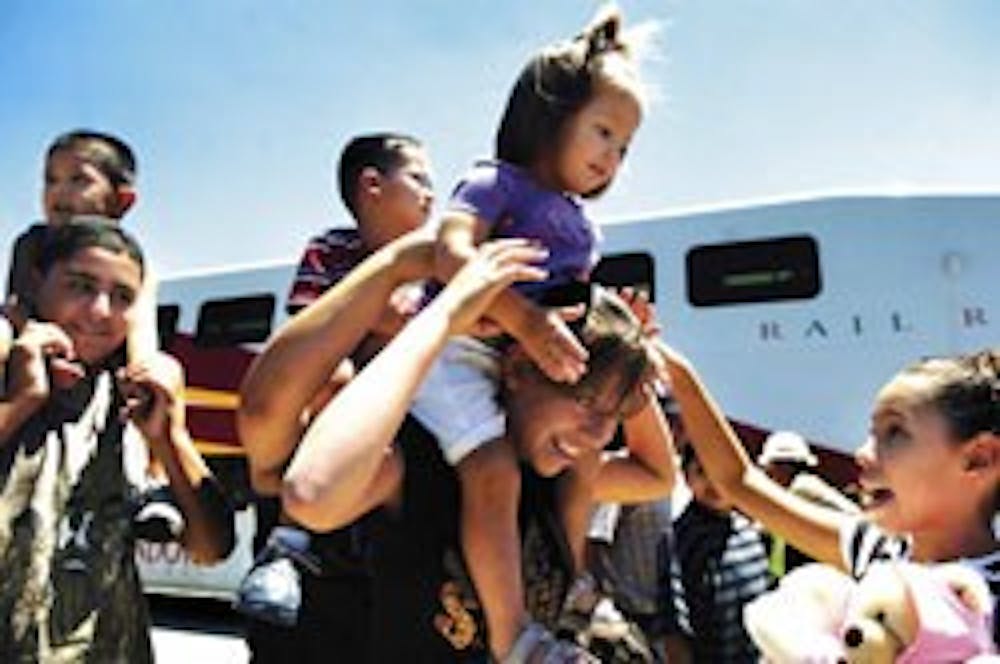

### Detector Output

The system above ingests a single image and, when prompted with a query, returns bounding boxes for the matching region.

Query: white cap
[758,430,818,467]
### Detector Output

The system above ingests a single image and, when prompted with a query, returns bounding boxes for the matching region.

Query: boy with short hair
[239,132,434,662]
[3,129,177,539]
[0,220,233,661]
[669,445,772,662]
[7,130,138,308]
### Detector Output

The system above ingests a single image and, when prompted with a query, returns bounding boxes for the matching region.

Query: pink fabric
[894,564,995,663]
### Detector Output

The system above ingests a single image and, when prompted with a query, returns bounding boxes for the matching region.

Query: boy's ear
[359,167,383,198]
[962,432,998,473]
[115,185,137,216]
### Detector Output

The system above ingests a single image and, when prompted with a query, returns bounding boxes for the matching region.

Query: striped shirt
[286,227,367,314]
[670,502,771,662]
[840,519,1000,647]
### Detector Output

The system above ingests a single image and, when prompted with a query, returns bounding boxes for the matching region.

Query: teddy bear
[743,560,996,663]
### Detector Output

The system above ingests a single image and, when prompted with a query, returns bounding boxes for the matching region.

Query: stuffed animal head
[842,561,995,664]
[839,562,916,663]
[744,561,996,664]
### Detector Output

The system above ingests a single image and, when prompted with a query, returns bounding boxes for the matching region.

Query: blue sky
[2,1,999,274]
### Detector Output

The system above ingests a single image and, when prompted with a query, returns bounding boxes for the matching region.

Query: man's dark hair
[46,129,137,187]
[37,216,145,279]
[337,133,422,217]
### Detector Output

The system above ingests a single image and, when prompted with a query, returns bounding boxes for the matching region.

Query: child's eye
[595,124,613,139]
[66,276,96,295]
[110,287,136,309]
[878,424,908,448]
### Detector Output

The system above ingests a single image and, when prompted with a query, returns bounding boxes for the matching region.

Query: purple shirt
[449,161,600,300]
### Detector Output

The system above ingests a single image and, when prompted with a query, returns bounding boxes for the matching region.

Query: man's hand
[437,239,549,337]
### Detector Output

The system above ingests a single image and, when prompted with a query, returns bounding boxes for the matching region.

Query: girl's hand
[616,286,660,337]
[438,239,548,336]
[118,352,186,450]
[517,305,588,383]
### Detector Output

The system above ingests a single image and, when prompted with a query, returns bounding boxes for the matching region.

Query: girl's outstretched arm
[282,240,547,531]
[658,340,850,569]
[237,230,436,493]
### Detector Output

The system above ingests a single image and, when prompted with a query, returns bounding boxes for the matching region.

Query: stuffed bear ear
[932,563,992,614]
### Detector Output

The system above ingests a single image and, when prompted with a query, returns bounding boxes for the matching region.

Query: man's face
[505,365,623,477]
[35,246,141,365]
[43,149,123,226]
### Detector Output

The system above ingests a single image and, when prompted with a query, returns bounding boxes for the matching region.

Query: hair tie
[581,16,620,64]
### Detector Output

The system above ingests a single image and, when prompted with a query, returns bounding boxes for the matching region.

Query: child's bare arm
[437,211,587,383]
[656,340,848,568]
[126,266,160,362]
[238,230,436,498]
[282,240,546,531]
[592,387,677,503]
[119,352,234,563]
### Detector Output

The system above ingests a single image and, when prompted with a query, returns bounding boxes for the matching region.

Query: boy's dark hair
[37,216,145,279]
[496,7,639,186]
[337,133,422,217]
[46,129,137,187]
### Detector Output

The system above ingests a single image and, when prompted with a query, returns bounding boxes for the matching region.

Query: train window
[156,304,180,350]
[195,294,275,347]
[593,252,655,301]
[686,235,821,307]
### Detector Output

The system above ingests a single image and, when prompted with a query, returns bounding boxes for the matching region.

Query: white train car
[139,192,1000,598]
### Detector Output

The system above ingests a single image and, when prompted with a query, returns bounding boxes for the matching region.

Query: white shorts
[410,336,505,466]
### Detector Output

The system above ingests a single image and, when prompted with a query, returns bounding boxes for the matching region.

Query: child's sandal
[502,621,599,664]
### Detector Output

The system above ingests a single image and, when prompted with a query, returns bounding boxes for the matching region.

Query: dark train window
[195,294,275,347]
[686,235,821,307]
[593,252,655,301]
[156,304,180,350]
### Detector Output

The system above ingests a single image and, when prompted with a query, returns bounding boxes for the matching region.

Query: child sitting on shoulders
[236,133,434,658]
[411,5,658,660]
[2,129,174,540]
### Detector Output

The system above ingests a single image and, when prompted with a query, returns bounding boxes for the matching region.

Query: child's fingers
[554,303,586,325]
[48,357,85,390]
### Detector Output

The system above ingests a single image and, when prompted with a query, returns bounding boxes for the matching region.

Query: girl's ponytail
[581,6,624,64]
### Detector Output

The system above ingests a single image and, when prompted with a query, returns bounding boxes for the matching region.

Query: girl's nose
[854,436,877,469]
